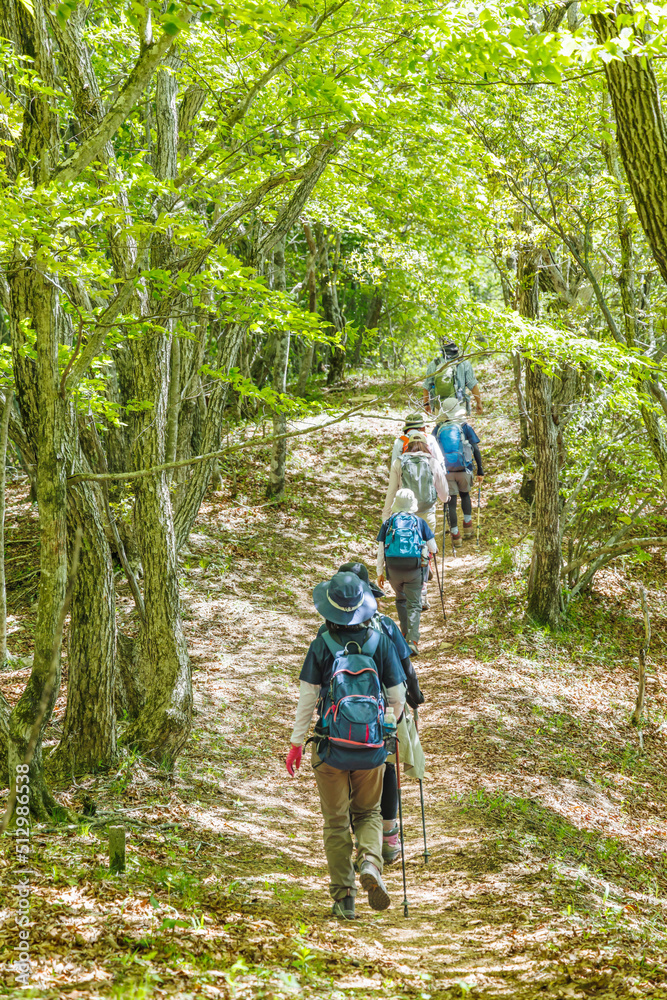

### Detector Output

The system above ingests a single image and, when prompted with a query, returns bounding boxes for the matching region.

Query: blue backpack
[436,422,472,473]
[383,512,422,560]
[317,630,387,770]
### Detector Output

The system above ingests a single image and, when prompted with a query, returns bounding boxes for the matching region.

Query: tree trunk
[48,476,117,778]
[123,329,192,764]
[526,361,561,627]
[0,390,13,664]
[296,220,318,396]
[267,239,290,499]
[591,7,667,286]
[8,265,68,818]
[318,228,346,385]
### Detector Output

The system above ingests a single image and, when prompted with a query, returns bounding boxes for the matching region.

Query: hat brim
[313,580,377,625]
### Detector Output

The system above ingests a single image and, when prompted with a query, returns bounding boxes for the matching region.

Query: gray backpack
[399,453,437,512]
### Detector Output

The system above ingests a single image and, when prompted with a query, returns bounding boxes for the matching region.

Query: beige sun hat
[391,488,418,514]
[438,397,466,422]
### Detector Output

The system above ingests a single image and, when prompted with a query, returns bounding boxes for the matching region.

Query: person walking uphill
[285,572,406,920]
[383,432,449,533]
[338,561,425,865]
[434,399,485,547]
[389,411,444,467]
[423,339,483,416]
[377,489,438,655]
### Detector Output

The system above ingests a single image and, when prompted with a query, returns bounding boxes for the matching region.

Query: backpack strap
[361,629,381,657]
[321,629,343,656]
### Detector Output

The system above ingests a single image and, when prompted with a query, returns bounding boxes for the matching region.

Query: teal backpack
[383,512,423,561]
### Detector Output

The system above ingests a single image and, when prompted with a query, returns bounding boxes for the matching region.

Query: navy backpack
[317,630,387,770]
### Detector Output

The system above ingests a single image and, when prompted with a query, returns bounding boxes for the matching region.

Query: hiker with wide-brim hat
[376,489,438,656]
[383,431,450,534]
[335,561,425,865]
[390,411,444,468]
[285,572,406,920]
[433,399,484,547]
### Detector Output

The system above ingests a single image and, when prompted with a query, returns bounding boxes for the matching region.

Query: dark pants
[381,763,398,821]
[448,492,472,531]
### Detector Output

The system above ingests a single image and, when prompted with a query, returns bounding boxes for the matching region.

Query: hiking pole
[441,503,446,581]
[432,553,446,623]
[476,482,481,551]
[395,732,409,917]
[413,708,429,864]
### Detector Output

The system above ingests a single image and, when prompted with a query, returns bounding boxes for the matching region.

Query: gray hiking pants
[386,559,424,642]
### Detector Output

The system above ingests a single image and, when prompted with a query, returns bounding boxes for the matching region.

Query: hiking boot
[332,893,355,920]
[463,523,474,539]
[407,640,419,656]
[359,859,391,911]
[451,530,463,548]
[382,824,400,865]
[421,599,430,611]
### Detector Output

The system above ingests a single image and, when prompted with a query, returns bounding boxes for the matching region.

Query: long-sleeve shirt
[382,454,450,521]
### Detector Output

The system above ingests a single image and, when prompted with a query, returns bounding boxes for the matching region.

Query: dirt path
[4,373,667,998]
[168,376,667,999]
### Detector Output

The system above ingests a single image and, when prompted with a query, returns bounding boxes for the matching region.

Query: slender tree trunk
[0,390,13,664]
[267,238,290,499]
[526,362,561,627]
[318,228,346,385]
[296,220,318,396]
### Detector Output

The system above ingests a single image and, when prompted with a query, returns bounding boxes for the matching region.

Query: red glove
[285,745,303,776]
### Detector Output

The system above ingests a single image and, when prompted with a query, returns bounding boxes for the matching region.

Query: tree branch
[53,19,191,186]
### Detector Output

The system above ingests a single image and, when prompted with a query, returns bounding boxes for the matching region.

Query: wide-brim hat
[338,560,384,599]
[438,398,466,422]
[403,411,427,431]
[313,572,377,625]
[391,488,418,514]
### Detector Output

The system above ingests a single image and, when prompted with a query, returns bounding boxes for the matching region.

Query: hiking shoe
[359,860,391,911]
[463,523,474,539]
[382,825,400,864]
[451,530,463,548]
[421,599,430,611]
[407,640,419,656]
[332,894,355,920]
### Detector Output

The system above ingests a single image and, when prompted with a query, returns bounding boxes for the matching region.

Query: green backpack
[433,361,457,399]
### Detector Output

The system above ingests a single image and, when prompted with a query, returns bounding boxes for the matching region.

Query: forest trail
[4,371,667,999]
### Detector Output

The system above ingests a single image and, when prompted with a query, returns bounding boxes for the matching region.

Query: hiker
[383,432,450,533]
[337,561,425,864]
[422,339,483,416]
[433,399,484,547]
[390,411,444,467]
[377,488,438,655]
[285,572,407,919]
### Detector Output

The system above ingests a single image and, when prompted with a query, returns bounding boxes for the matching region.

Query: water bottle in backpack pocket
[318,630,387,770]
[436,422,473,473]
